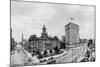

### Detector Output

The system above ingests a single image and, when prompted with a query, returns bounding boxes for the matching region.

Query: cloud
[11,1,57,42]
[11,1,95,42]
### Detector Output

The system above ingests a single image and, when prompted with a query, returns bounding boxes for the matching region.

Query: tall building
[65,22,79,44]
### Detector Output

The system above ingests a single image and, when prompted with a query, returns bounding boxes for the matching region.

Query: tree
[88,39,93,44]
[44,50,47,55]
[60,42,66,49]
[49,49,53,54]
[36,50,43,59]
[54,46,59,53]
[29,34,37,42]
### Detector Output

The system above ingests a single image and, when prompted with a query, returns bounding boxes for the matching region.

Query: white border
[0,0,98,67]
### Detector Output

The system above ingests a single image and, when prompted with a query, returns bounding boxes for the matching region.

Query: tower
[65,22,79,44]
[41,25,48,37]
[42,25,46,33]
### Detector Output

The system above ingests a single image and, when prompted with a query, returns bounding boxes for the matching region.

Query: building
[62,36,65,43]
[28,25,60,53]
[88,39,95,48]
[11,28,17,51]
[79,39,88,43]
[65,22,79,44]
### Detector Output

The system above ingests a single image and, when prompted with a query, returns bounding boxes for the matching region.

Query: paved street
[39,43,88,64]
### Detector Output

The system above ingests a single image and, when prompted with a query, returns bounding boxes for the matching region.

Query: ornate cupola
[41,25,48,38]
[42,25,46,33]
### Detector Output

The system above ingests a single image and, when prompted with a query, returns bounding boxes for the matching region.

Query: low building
[79,39,88,43]
[88,39,95,49]
[62,36,65,43]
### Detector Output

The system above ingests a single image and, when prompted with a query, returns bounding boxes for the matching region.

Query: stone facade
[28,25,60,53]
[65,22,79,44]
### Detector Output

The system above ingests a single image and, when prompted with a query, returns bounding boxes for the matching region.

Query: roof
[65,22,79,28]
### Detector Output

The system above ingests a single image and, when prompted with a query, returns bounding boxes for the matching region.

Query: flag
[70,17,74,20]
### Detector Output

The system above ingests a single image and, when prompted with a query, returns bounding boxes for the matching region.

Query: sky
[11,1,95,42]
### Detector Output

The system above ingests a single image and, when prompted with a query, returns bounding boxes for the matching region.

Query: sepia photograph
[10,0,95,66]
